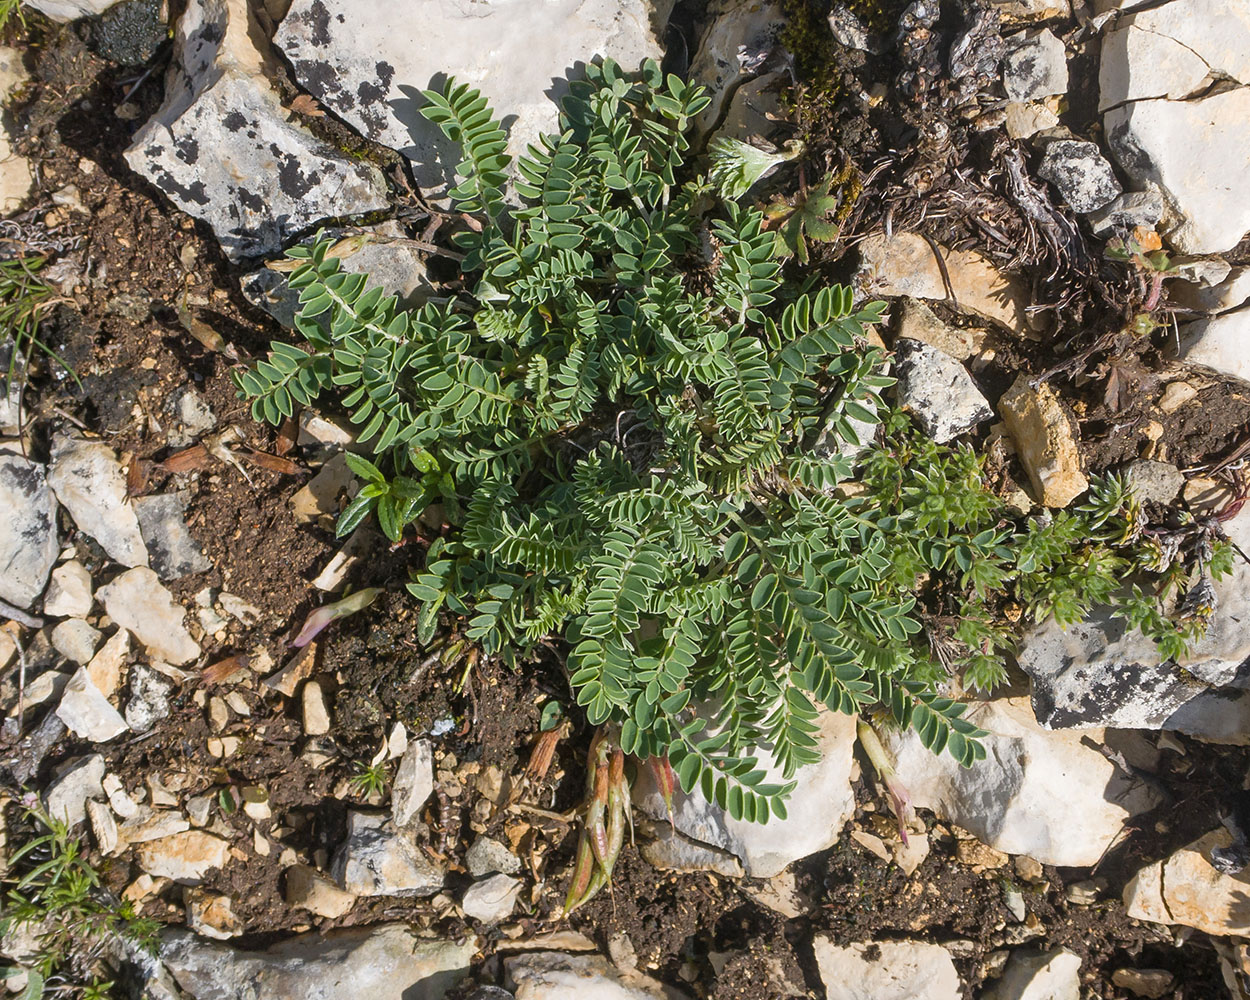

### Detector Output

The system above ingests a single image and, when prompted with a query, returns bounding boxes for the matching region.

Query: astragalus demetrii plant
[235,59,989,840]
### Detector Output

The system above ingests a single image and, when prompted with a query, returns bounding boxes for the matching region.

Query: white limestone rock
[56,667,129,743]
[43,754,106,827]
[1171,266,1250,315]
[885,697,1161,867]
[813,938,961,1000]
[97,567,199,665]
[633,709,857,878]
[688,0,787,138]
[857,232,1030,334]
[1124,829,1250,937]
[1106,88,1250,255]
[43,560,94,618]
[461,874,521,925]
[125,0,388,261]
[283,863,357,919]
[894,339,993,443]
[161,924,475,1000]
[982,949,1081,1000]
[23,0,121,20]
[332,811,444,897]
[0,454,59,609]
[894,298,986,362]
[1003,29,1068,103]
[276,0,671,203]
[1086,189,1165,237]
[46,435,148,569]
[507,951,691,1000]
[1099,0,1250,110]
[0,45,34,214]
[1175,309,1250,385]
[136,830,230,884]
[50,618,102,665]
[391,738,434,827]
[998,373,1088,508]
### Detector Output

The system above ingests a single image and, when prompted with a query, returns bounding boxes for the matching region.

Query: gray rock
[1017,506,1250,741]
[50,618,103,665]
[1037,140,1122,214]
[134,494,212,580]
[466,836,521,878]
[391,738,434,827]
[1106,88,1250,254]
[240,223,430,329]
[161,924,475,1000]
[125,663,175,733]
[461,874,521,925]
[46,435,148,569]
[1120,459,1184,504]
[56,667,129,743]
[276,0,670,202]
[894,339,993,443]
[23,0,120,20]
[125,0,388,261]
[97,567,199,665]
[1003,28,1068,102]
[813,939,961,1000]
[982,948,1081,1000]
[44,753,106,826]
[164,386,217,449]
[1086,190,1165,237]
[0,454,59,608]
[506,952,690,1000]
[332,811,444,898]
[43,560,94,618]
[637,824,744,878]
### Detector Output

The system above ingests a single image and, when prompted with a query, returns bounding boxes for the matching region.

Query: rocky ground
[1,0,1250,998]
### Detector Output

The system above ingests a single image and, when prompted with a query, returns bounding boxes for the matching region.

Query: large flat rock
[161,923,475,1000]
[275,0,672,199]
[126,0,387,260]
[1105,86,1250,256]
[885,697,1160,867]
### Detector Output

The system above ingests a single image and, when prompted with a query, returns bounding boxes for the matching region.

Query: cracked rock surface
[275,0,672,201]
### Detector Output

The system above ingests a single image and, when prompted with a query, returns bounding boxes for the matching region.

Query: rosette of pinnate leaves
[234,59,987,839]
